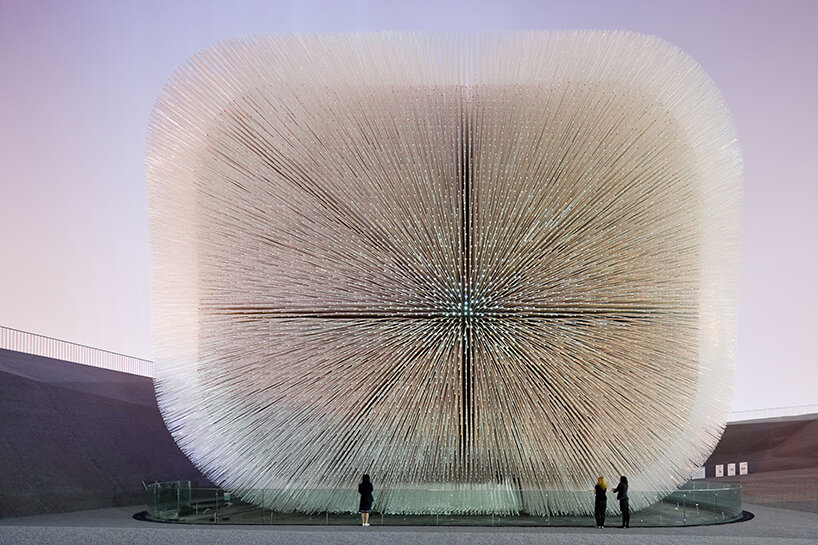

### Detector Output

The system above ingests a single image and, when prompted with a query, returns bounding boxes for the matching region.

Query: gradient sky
[1,0,816,413]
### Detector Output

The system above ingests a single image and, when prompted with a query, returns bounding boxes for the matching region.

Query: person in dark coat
[358,474,374,526]
[612,475,629,528]
[594,476,607,527]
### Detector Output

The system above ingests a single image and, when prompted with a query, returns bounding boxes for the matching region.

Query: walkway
[1,503,817,544]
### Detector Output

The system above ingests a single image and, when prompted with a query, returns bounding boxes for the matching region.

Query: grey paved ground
[1,503,817,544]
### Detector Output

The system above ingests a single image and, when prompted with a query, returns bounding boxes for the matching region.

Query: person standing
[594,476,607,528]
[358,474,374,526]
[612,475,629,528]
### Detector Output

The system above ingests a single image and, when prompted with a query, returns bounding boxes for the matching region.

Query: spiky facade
[147,31,741,516]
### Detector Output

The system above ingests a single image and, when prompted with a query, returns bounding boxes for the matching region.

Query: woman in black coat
[358,474,374,526]
[612,475,629,528]
[594,476,607,528]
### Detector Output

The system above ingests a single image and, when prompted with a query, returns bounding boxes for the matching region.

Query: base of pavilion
[143,481,746,527]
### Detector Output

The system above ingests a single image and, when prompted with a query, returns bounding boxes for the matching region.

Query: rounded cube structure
[147,31,741,515]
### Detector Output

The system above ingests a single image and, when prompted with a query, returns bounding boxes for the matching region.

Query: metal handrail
[0,325,154,377]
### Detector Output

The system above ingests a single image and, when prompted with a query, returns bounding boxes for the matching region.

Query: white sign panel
[727,463,736,476]
[739,462,748,475]
[691,466,706,480]
[715,464,724,477]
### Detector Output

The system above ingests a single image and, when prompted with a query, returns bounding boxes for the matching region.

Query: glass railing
[145,480,742,526]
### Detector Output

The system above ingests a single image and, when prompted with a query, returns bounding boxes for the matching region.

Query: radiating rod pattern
[147,31,742,516]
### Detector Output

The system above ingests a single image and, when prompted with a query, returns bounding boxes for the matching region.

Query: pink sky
[0,0,816,413]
